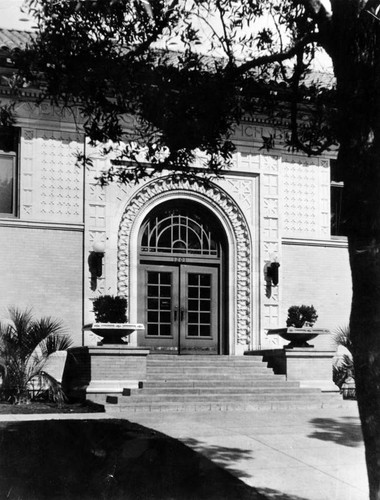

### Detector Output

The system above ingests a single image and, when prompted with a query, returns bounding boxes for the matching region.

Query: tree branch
[215,0,234,63]
[125,0,181,61]
[234,32,319,75]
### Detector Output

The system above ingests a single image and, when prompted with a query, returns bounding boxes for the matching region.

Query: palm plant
[333,325,355,396]
[0,307,72,404]
[333,324,354,353]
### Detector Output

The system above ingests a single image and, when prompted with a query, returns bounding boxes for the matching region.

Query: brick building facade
[0,29,351,355]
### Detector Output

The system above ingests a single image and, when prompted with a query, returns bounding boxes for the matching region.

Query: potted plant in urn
[93,295,127,324]
[88,295,144,345]
[268,305,330,348]
[286,305,318,329]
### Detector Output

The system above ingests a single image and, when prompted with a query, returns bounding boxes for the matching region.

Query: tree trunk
[339,115,380,500]
[348,236,380,499]
[332,8,380,488]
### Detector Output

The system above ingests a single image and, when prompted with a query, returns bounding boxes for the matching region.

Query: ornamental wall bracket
[118,175,252,346]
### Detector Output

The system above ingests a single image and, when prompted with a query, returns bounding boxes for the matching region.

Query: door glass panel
[186,273,212,338]
[188,325,198,337]
[188,299,198,310]
[188,274,198,286]
[148,285,158,296]
[160,324,172,336]
[160,312,171,323]
[148,311,158,323]
[199,274,211,286]
[200,300,210,311]
[146,271,172,337]
[188,312,198,324]
[200,325,210,337]
[200,313,210,323]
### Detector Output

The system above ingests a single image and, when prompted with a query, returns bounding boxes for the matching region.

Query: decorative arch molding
[118,175,252,346]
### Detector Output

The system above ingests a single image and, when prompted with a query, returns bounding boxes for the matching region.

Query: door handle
[180,307,185,322]
[174,306,178,321]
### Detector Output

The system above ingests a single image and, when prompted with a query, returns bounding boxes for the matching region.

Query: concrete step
[145,376,278,382]
[146,367,274,373]
[105,396,349,413]
[147,359,265,366]
[146,366,267,372]
[132,385,303,395]
[147,360,269,366]
[142,378,291,388]
[147,355,263,361]
[148,362,272,367]
[145,373,278,385]
[120,391,324,403]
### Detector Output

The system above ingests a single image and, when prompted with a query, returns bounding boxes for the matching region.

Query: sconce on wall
[89,241,105,291]
[266,261,280,287]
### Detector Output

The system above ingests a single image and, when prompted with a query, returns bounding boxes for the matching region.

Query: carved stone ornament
[118,175,252,345]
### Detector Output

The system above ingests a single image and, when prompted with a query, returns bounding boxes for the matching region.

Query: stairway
[101,355,345,413]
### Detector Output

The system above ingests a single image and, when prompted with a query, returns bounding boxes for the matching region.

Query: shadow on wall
[62,347,91,400]
[308,416,363,447]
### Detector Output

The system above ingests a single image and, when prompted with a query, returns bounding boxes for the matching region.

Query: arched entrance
[137,200,227,354]
[118,175,253,354]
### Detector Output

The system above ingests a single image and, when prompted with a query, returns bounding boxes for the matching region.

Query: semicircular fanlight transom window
[140,208,220,257]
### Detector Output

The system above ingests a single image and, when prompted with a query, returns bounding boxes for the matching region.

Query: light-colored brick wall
[280,241,351,348]
[0,225,83,345]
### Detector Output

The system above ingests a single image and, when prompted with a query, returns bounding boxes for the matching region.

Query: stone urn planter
[268,304,329,348]
[86,294,144,345]
[267,327,330,348]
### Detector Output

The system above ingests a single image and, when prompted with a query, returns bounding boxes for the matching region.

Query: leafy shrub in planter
[93,295,127,323]
[286,305,318,328]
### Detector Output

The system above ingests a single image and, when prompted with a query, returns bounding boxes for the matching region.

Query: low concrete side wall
[247,348,338,392]
[64,346,149,398]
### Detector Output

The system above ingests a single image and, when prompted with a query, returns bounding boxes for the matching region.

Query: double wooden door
[139,264,219,353]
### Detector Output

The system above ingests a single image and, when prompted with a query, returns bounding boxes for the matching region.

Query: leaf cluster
[0,307,72,404]
[93,295,127,323]
[286,304,318,328]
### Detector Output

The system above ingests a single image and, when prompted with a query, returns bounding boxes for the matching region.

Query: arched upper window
[140,206,220,257]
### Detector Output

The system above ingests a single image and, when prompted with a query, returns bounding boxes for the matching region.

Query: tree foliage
[15,0,336,184]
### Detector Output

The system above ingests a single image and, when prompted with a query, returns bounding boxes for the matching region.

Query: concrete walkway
[117,402,368,500]
[0,401,368,499]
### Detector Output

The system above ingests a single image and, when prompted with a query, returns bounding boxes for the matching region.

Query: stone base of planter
[247,348,338,392]
[64,345,149,399]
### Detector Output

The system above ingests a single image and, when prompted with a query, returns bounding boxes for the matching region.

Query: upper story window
[330,158,345,237]
[0,127,19,217]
